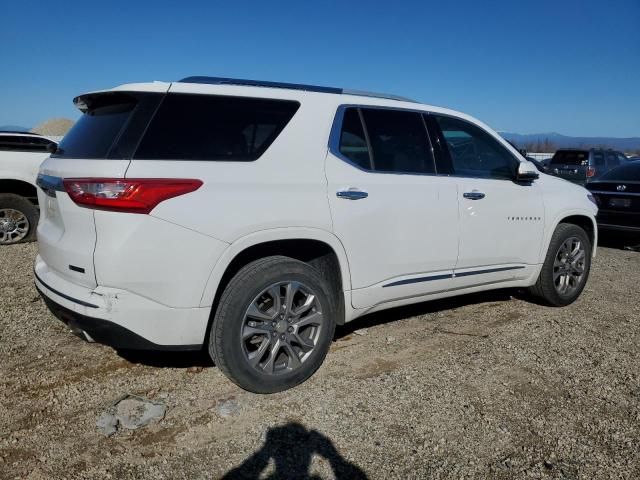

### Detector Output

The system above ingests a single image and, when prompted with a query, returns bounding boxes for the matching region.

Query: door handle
[463,191,485,200]
[337,189,368,200]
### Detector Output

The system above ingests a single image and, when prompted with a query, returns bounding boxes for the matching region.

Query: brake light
[63,178,203,214]
[586,166,596,178]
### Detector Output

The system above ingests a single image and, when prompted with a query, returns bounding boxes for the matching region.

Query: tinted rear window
[550,150,589,165]
[134,94,300,161]
[54,93,137,159]
[0,135,55,152]
[599,162,640,181]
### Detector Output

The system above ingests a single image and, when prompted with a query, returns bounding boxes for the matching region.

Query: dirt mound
[31,118,74,136]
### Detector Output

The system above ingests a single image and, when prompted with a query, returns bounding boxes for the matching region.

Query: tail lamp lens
[62,178,203,214]
[586,166,597,177]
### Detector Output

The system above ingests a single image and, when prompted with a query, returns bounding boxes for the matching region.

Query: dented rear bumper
[34,255,210,350]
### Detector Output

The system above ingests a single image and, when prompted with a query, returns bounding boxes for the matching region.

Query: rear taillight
[586,166,597,178]
[62,178,203,214]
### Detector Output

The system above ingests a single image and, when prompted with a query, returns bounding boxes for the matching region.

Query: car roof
[177,76,418,103]
[77,78,478,124]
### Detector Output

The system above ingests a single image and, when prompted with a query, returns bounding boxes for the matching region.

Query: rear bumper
[35,255,210,350]
[596,212,640,232]
[597,223,640,233]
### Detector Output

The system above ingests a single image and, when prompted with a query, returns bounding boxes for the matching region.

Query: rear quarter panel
[125,89,336,243]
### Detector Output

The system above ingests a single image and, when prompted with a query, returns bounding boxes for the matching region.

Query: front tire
[209,256,337,393]
[0,194,39,245]
[529,223,592,306]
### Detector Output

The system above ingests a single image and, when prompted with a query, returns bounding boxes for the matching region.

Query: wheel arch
[199,228,352,323]
[0,179,39,204]
[542,211,598,261]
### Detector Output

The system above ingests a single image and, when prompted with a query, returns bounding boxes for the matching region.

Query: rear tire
[209,256,337,393]
[529,223,592,306]
[0,194,38,245]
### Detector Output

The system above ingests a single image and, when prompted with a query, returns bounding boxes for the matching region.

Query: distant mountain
[0,125,30,132]
[500,132,640,152]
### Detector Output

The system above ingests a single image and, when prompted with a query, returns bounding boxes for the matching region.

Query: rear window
[54,93,137,159]
[599,162,640,181]
[134,94,300,161]
[0,135,55,152]
[550,150,589,165]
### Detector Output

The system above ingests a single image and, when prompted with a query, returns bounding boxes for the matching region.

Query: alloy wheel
[241,281,324,375]
[553,236,586,297]
[0,208,30,244]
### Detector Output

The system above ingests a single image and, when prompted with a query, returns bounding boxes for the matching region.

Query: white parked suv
[35,77,598,393]
[0,132,57,244]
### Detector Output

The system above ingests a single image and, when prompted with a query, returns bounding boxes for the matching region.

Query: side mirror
[516,160,539,182]
[46,142,58,154]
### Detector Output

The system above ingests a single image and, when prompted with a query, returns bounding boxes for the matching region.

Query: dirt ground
[1,238,639,479]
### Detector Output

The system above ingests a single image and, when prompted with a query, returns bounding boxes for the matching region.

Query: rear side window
[360,109,435,174]
[338,108,370,169]
[134,94,300,161]
[55,93,137,159]
[550,150,589,165]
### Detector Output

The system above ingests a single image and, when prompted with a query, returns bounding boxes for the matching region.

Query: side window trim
[428,112,520,181]
[329,104,437,176]
[357,108,376,170]
[423,113,453,175]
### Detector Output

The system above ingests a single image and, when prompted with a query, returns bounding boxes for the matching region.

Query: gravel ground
[1,240,639,479]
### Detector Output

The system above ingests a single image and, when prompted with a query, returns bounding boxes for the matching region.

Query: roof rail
[178,76,416,103]
[341,89,416,103]
[179,76,342,94]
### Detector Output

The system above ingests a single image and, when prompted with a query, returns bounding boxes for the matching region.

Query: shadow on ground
[222,422,367,479]
[335,288,516,339]
[117,349,214,368]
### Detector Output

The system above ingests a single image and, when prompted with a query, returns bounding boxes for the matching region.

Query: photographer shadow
[222,422,368,480]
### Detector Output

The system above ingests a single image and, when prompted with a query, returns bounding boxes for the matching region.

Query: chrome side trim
[454,266,526,278]
[382,265,526,288]
[383,273,453,288]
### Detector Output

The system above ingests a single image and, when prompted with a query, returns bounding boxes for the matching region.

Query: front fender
[540,209,598,262]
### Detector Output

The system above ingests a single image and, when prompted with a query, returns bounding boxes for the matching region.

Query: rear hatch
[549,150,590,184]
[36,88,167,288]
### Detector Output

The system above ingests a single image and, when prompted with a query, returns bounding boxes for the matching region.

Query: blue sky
[1,0,638,136]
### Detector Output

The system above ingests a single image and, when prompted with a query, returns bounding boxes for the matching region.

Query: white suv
[0,132,57,244]
[35,77,598,392]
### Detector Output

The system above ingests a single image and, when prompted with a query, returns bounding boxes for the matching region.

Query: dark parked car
[586,161,640,232]
[549,148,628,185]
